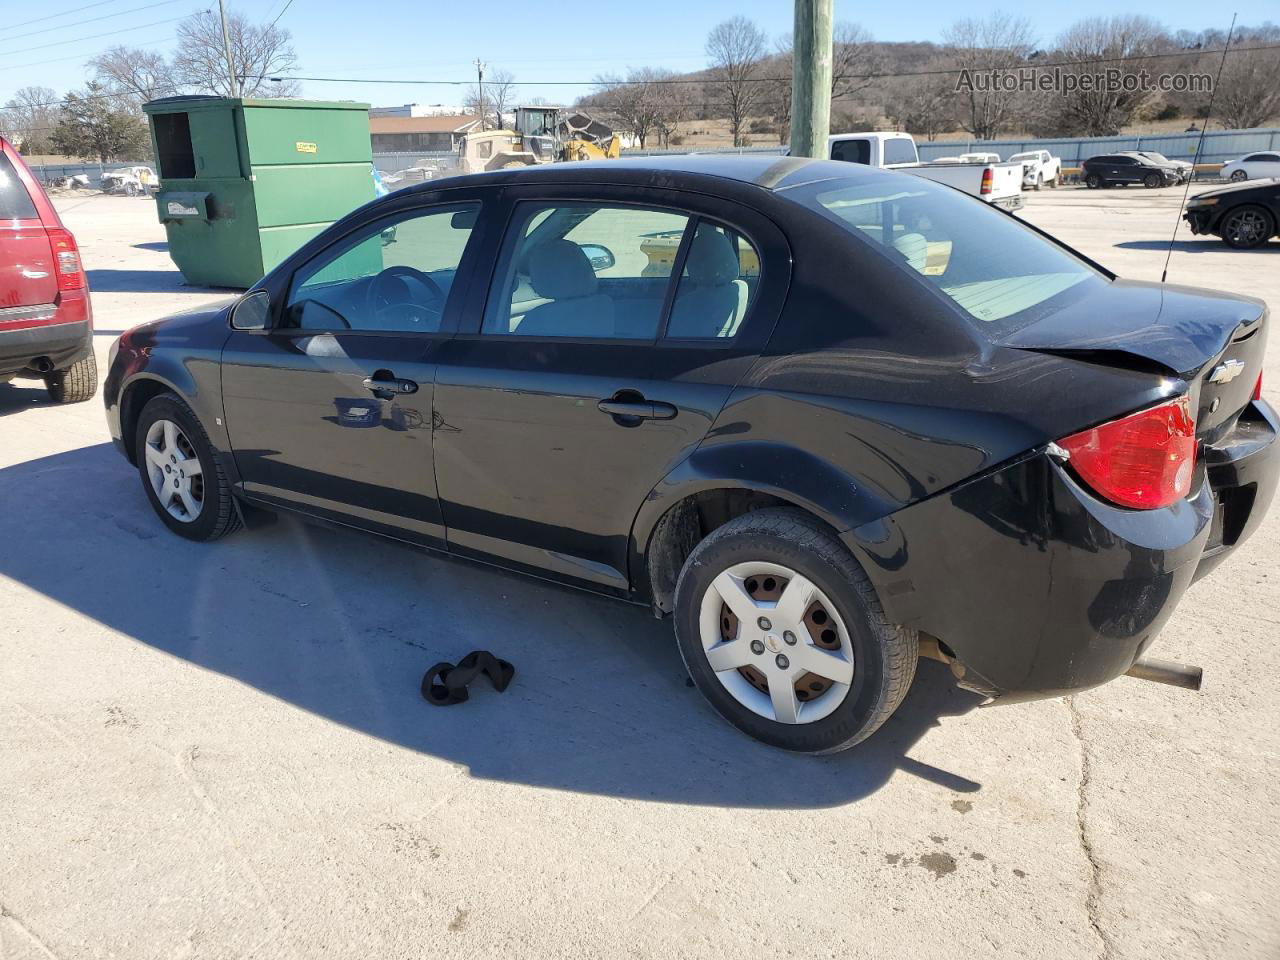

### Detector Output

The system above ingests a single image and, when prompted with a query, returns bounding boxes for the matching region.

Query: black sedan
[1184,178,1280,249]
[104,156,1278,754]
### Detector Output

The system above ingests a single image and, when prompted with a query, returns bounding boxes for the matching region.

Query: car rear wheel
[1230,169,1248,182]
[1085,174,1102,189]
[1219,205,1276,249]
[44,355,97,403]
[1034,173,1043,191]
[135,393,241,541]
[673,508,917,754]
[1143,173,1162,188]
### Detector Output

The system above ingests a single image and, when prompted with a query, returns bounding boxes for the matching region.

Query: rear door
[0,148,58,318]
[431,184,788,592]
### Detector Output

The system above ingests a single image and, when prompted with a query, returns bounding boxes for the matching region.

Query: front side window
[483,202,691,339]
[787,175,1106,336]
[287,202,479,332]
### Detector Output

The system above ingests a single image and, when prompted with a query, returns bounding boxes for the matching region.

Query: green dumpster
[143,96,376,288]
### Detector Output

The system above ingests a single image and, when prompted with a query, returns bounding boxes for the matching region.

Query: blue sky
[0,0,1256,108]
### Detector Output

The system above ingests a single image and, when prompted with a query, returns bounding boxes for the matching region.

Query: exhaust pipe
[1125,657,1203,691]
[29,357,54,373]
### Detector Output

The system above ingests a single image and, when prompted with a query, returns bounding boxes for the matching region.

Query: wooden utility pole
[474,59,486,131]
[789,0,832,158]
[218,0,239,98]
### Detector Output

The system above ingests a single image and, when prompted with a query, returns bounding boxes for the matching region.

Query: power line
[267,41,1280,88]
[268,0,296,28]
[0,31,178,72]
[0,11,197,58]
[0,0,127,31]
[5,0,185,42]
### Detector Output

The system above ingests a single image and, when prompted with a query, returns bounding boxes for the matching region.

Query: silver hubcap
[698,561,855,724]
[144,419,204,522]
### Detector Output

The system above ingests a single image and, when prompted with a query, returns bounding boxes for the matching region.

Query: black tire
[44,355,97,403]
[1230,169,1248,182]
[673,508,917,754]
[1143,173,1162,189]
[1085,174,1102,189]
[1219,204,1276,250]
[134,393,242,541]
[1034,173,1043,191]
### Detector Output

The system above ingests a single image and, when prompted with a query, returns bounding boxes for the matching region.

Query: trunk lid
[994,278,1267,441]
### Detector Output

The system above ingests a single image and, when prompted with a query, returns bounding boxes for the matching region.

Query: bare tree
[464,68,516,128]
[705,15,767,146]
[831,22,883,101]
[0,86,61,153]
[945,13,1035,140]
[593,68,688,149]
[171,9,299,98]
[89,46,177,108]
[1054,16,1170,136]
[885,73,958,141]
[1216,46,1280,128]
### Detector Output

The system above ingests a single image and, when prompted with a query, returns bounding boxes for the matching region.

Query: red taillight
[980,166,994,196]
[1255,371,1264,402]
[1058,396,1197,509]
[46,227,84,291]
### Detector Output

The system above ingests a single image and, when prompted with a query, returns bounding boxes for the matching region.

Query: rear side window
[666,221,760,339]
[787,175,1106,336]
[0,153,39,219]
[482,202,691,339]
[882,138,917,165]
[830,139,870,164]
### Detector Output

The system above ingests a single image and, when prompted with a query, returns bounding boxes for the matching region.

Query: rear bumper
[0,318,92,377]
[992,194,1025,212]
[849,398,1278,702]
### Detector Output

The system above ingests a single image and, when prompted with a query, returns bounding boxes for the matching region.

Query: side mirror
[231,289,271,330]
[380,226,398,246]
[579,243,615,272]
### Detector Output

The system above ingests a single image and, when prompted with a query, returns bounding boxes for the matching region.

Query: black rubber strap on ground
[421,650,515,707]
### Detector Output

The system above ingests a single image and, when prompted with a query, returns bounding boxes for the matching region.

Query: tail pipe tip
[1125,657,1203,692]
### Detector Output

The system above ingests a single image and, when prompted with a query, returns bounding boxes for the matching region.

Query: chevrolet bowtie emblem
[1209,359,1245,384]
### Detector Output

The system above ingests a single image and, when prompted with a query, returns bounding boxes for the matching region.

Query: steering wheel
[365,265,447,329]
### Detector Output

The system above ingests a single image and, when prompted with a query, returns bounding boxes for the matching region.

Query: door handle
[597,398,677,420]
[363,375,418,397]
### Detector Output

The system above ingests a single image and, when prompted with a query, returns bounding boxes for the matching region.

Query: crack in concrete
[1066,696,1114,960]
[1,901,63,960]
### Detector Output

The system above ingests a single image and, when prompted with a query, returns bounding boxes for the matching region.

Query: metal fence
[914,128,1280,167]
[26,161,144,188]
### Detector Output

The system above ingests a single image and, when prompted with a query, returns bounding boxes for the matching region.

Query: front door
[220,199,484,547]
[431,187,783,592]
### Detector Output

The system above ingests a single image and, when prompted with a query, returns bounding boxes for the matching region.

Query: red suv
[1,136,95,402]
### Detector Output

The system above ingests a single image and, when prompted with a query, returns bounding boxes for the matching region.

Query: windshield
[784,174,1107,335]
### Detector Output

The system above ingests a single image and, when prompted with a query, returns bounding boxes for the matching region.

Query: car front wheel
[1220,205,1276,249]
[673,508,918,754]
[1143,173,1162,188]
[134,393,242,541]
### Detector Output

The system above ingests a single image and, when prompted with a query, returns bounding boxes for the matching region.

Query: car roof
[406,154,892,195]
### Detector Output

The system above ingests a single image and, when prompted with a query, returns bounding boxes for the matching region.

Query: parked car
[1009,149,1062,189]
[104,156,1276,754]
[101,165,157,197]
[1220,152,1280,182]
[1184,178,1280,249]
[826,133,1025,211]
[0,137,96,403]
[957,152,1002,164]
[1081,153,1180,189]
[1125,151,1192,183]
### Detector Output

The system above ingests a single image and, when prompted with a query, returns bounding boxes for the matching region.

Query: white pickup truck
[825,132,1025,211]
[1008,149,1062,190]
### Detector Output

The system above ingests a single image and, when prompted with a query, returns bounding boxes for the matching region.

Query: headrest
[684,228,742,286]
[528,240,598,300]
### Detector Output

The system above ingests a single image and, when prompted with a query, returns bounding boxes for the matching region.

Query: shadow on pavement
[133,241,169,252]
[0,443,985,809]
[0,380,56,416]
[85,268,239,294]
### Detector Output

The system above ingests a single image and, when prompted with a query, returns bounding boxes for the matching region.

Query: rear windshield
[784,174,1106,335]
[0,153,39,219]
